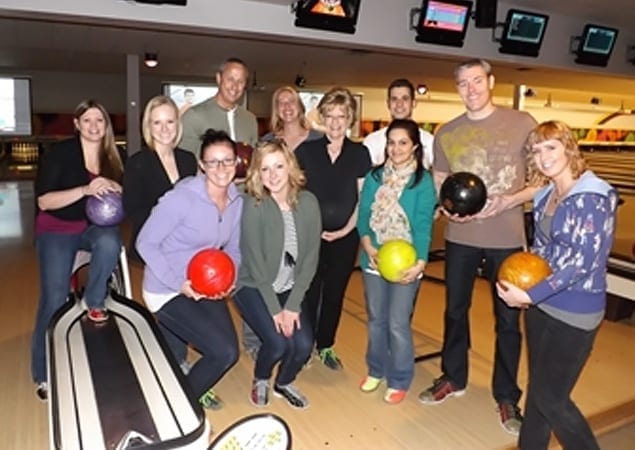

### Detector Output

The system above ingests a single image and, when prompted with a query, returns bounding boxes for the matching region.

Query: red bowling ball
[235,142,254,179]
[187,248,235,298]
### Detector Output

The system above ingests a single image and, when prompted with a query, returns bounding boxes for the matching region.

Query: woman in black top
[32,99,124,400]
[295,87,372,370]
[123,95,197,263]
[122,95,197,374]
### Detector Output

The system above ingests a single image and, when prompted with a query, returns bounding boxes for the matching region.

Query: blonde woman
[123,95,197,263]
[261,86,322,151]
[295,87,372,370]
[235,140,321,409]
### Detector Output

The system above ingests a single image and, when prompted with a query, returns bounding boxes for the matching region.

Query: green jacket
[357,168,437,270]
[179,97,258,155]
[238,190,322,315]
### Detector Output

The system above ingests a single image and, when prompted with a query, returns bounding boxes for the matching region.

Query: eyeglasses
[201,158,237,169]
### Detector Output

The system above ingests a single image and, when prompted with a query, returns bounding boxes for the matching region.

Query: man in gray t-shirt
[418,59,538,437]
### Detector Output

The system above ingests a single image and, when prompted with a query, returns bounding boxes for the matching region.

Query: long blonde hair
[525,120,587,187]
[74,99,123,181]
[269,86,310,134]
[245,139,306,208]
[141,95,183,150]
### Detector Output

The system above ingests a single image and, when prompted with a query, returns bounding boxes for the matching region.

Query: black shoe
[36,382,48,401]
[273,384,309,409]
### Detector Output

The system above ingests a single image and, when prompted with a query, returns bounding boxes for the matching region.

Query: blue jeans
[156,295,238,398]
[31,225,121,383]
[362,272,420,390]
[233,287,313,385]
[441,241,523,404]
[519,307,600,450]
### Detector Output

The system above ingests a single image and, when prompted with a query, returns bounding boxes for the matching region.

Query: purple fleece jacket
[136,174,242,294]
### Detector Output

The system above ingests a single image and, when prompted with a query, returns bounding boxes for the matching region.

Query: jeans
[233,287,313,385]
[304,230,359,350]
[156,295,238,398]
[31,225,121,383]
[519,308,600,450]
[441,241,523,404]
[242,320,261,353]
[362,272,420,390]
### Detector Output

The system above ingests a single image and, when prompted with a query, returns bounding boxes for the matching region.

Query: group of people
[32,56,617,449]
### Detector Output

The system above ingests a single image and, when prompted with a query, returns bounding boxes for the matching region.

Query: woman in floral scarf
[357,119,437,404]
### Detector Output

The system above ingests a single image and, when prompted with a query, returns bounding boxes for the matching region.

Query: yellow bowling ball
[376,240,417,282]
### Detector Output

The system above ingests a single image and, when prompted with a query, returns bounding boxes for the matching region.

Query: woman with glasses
[123,96,197,264]
[136,129,241,410]
[295,87,372,371]
[234,139,321,409]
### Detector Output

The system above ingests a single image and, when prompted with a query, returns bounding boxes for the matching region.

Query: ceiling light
[144,52,158,68]
[416,84,428,95]
[294,74,306,88]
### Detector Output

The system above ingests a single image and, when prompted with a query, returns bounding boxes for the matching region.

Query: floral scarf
[370,159,416,244]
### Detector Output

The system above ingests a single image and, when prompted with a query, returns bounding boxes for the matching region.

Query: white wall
[0,0,633,78]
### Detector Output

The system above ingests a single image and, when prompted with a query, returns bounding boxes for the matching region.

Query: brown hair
[525,120,587,187]
[73,99,123,181]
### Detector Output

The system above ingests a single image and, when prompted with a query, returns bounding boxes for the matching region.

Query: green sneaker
[318,347,343,370]
[199,388,224,410]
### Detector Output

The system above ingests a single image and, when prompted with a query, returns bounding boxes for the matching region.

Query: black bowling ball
[440,172,487,217]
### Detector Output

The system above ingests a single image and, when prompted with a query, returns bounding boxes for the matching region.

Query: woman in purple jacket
[136,129,242,410]
[497,121,618,450]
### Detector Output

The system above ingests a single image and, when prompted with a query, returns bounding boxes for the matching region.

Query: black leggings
[304,230,359,350]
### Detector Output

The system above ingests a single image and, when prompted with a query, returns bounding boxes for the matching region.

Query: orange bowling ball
[498,251,552,290]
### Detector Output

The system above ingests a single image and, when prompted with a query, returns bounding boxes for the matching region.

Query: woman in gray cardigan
[235,139,321,410]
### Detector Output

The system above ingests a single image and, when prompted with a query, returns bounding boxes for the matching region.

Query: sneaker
[318,347,343,370]
[273,383,309,409]
[418,378,466,405]
[384,388,407,404]
[87,308,109,323]
[498,402,523,436]
[359,376,382,393]
[199,388,224,410]
[250,379,270,407]
[36,382,48,401]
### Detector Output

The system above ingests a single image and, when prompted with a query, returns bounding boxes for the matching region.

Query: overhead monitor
[575,24,619,67]
[0,77,32,136]
[415,0,473,48]
[499,9,549,57]
[294,0,362,34]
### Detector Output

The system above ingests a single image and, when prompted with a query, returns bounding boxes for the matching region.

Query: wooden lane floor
[2,245,635,449]
[583,149,635,196]
[1,179,634,449]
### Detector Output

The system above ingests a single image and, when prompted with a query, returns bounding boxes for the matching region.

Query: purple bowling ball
[85,191,125,226]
